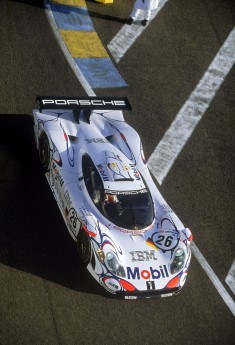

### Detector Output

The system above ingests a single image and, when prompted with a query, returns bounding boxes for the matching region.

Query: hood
[85,215,188,293]
[104,230,173,289]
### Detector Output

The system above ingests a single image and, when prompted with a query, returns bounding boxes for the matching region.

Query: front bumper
[116,286,182,299]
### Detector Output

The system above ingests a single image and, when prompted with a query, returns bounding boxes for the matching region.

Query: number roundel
[152,231,179,251]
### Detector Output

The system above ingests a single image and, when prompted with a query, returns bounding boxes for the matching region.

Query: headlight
[106,252,119,271]
[170,248,186,274]
[106,251,126,277]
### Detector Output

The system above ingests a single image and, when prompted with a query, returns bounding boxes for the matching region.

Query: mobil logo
[127,265,169,280]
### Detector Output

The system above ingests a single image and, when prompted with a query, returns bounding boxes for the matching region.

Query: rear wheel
[77,228,90,266]
[39,133,50,170]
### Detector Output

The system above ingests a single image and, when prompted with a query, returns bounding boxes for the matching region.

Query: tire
[39,133,50,170]
[77,228,91,266]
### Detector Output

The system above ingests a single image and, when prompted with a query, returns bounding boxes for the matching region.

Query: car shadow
[0,114,108,298]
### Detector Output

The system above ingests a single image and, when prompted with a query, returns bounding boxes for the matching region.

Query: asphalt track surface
[0,1,234,344]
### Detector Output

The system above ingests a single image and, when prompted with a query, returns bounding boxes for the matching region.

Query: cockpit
[82,155,154,230]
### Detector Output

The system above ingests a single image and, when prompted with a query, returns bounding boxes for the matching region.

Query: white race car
[33,97,193,299]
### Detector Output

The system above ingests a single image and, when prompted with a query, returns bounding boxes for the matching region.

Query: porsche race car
[33,96,193,299]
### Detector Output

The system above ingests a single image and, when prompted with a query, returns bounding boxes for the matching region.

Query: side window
[82,155,104,207]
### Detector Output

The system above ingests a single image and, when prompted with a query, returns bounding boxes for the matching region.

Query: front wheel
[77,228,91,266]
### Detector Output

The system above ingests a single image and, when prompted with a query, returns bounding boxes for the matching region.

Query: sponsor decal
[105,189,147,195]
[85,138,108,144]
[52,142,62,167]
[37,97,132,112]
[129,250,157,262]
[64,190,72,208]
[67,208,80,231]
[108,281,119,290]
[102,277,122,292]
[97,164,109,181]
[65,207,81,237]
[41,99,127,107]
[113,222,154,234]
[51,162,64,187]
[146,230,179,252]
[127,265,169,280]
[113,226,148,235]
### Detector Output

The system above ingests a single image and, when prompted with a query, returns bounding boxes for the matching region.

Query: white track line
[191,243,235,316]
[44,1,96,96]
[148,27,235,185]
[147,28,235,316]
[108,0,168,63]
[225,260,235,296]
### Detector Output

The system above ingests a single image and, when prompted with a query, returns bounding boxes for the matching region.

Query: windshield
[102,191,154,230]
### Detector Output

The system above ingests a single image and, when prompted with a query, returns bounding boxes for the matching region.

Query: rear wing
[36,96,132,123]
[36,96,132,111]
